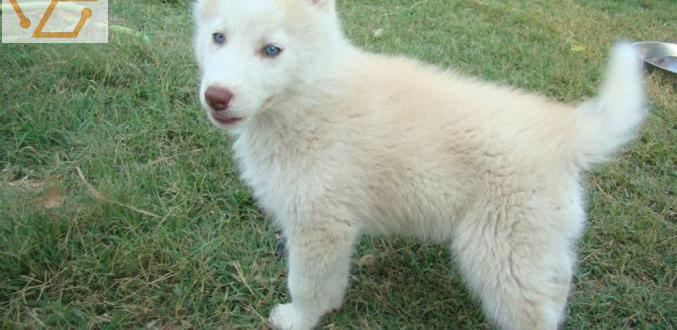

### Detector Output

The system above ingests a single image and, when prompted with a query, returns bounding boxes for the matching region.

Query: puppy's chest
[232,134,332,220]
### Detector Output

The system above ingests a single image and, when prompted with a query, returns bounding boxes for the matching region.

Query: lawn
[1,0,675,328]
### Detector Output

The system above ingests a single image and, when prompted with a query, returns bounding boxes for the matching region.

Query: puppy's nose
[205,86,234,111]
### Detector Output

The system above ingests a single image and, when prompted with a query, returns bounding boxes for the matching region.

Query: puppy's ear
[193,0,218,21]
[307,0,335,10]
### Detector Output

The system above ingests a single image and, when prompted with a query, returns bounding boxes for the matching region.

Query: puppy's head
[193,0,343,130]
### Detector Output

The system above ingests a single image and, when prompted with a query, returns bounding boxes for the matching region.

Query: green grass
[1,0,675,328]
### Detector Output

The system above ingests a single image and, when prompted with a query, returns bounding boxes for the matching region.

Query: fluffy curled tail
[575,42,647,169]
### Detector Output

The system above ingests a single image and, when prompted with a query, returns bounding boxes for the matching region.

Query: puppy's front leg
[269,221,357,330]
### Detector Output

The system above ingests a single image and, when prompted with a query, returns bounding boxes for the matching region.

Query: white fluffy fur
[193,1,646,329]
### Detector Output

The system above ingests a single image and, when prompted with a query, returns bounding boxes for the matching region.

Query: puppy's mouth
[210,111,243,126]
[206,97,274,128]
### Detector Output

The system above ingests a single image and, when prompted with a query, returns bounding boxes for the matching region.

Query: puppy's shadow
[329,237,492,329]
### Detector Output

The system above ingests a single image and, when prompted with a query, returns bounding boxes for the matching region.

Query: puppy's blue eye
[212,32,226,45]
[263,44,282,58]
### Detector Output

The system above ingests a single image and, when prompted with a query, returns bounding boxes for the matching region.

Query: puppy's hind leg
[269,217,358,330]
[451,205,579,330]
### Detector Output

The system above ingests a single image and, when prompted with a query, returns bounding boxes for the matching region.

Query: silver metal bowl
[633,41,677,74]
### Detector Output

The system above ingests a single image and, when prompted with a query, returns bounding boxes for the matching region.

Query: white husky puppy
[193,0,646,329]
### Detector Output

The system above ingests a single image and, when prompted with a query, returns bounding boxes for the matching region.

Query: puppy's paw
[269,303,313,330]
